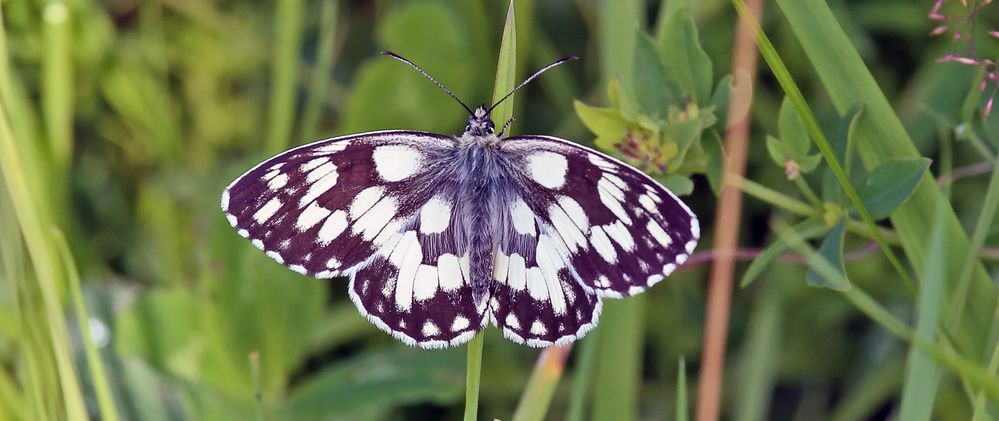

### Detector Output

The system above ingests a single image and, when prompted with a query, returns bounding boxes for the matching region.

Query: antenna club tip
[381,50,399,57]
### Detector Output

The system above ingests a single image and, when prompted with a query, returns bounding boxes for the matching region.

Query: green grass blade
[731,0,913,292]
[53,227,120,421]
[676,357,688,421]
[464,333,484,421]
[490,1,517,130]
[771,0,998,354]
[948,158,999,332]
[299,0,338,141]
[774,221,999,403]
[264,0,304,155]
[735,279,782,421]
[565,329,599,421]
[466,4,518,420]
[592,297,645,421]
[41,1,73,171]
[897,202,947,421]
[512,347,570,421]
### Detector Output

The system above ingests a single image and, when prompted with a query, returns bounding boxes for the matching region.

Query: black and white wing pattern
[221,131,486,348]
[488,135,699,346]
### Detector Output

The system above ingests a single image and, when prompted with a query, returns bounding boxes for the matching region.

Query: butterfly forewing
[223,131,487,347]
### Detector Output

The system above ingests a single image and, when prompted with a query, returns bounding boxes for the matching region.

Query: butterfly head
[465,105,495,137]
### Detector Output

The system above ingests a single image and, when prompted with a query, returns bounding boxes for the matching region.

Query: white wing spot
[647,274,664,286]
[603,221,636,251]
[301,157,328,172]
[639,194,657,214]
[598,177,632,225]
[326,257,341,268]
[419,196,452,234]
[299,164,339,207]
[493,250,510,284]
[548,204,586,253]
[510,198,537,236]
[527,151,568,189]
[664,263,677,275]
[589,226,617,264]
[422,321,440,337]
[289,264,307,275]
[251,239,264,250]
[530,320,548,335]
[315,141,349,153]
[413,264,439,301]
[452,316,470,332]
[603,173,628,191]
[296,202,332,231]
[265,251,285,264]
[437,254,462,292]
[253,197,283,224]
[648,221,673,248]
[373,145,422,182]
[526,267,549,301]
[505,313,521,330]
[318,210,348,244]
[686,240,697,254]
[221,191,230,211]
[508,253,527,291]
[353,197,398,240]
[349,186,385,219]
[394,232,423,311]
[268,173,289,190]
[558,196,589,232]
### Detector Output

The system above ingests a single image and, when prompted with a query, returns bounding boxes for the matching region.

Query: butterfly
[221,51,699,349]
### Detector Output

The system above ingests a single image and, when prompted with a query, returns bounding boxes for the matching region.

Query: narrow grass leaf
[676,357,688,421]
[41,1,73,171]
[264,0,304,155]
[898,203,947,421]
[600,0,642,118]
[740,218,826,288]
[855,158,930,220]
[773,0,998,353]
[299,0,338,140]
[566,329,599,421]
[805,218,850,290]
[512,346,571,421]
[53,228,120,421]
[592,297,645,421]
[732,0,914,292]
[736,278,783,421]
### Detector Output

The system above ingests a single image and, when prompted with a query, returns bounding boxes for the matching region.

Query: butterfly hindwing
[223,131,487,347]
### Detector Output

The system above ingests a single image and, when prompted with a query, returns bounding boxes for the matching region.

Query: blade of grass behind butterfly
[264,0,304,155]
[770,0,998,355]
[591,0,646,419]
[511,345,572,421]
[299,0,338,141]
[0,9,88,419]
[465,4,517,421]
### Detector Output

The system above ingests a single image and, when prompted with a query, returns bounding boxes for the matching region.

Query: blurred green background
[2,0,999,419]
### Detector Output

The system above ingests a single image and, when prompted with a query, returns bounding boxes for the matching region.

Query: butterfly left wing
[488,134,699,346]
[222,131,486,348]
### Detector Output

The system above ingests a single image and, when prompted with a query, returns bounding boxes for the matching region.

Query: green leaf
[764,135,789,168]
[660,174,694,195]
[489,1,517,130]
[898,203,948,421]
[632,30,678,117]
[855,158,930,220]
[282,349,465,417]
[797,153,823,174]
[778,97,810,157]
[658,9,713,104]
[703,129,725,195]
[741,219,827,288]
[574,100,630,139]
[806,218,850,290]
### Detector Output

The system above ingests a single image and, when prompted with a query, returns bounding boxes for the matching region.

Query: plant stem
[464,333,484,421]
[565,329,599,421]
[793,176,821,206]
[696,1,763,418]
[512,345,573,421]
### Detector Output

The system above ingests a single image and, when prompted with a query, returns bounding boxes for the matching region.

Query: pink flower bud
[930,0,943,14]
[937,54,958,63]
[931,25,949,35]
[982,79,988,93]
[955,57,980,65]
[990,31,999,39]
[985,96,994,118]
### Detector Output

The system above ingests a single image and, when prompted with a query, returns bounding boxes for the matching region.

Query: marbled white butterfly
[221,52,699,348]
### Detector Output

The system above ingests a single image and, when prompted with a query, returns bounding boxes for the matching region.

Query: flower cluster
[930,0,999,117]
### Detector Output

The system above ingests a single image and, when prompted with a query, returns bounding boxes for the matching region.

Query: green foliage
[1,0,998,419]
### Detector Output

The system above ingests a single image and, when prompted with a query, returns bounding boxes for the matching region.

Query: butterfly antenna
[381,51,474,115]
[487,55,578,115]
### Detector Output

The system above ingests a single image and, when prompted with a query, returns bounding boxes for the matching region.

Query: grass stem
[464,333,484,421]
